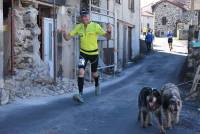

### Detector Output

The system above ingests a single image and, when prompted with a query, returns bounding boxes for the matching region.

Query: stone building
[152,0,198,37]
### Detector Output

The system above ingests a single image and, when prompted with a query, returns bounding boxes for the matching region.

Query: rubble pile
[4,76,80,100]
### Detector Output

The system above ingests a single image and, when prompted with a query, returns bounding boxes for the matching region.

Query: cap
[80,8,89,16]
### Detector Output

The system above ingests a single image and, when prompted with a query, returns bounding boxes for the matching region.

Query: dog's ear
[177,100,181,106]
[152,89,161,97]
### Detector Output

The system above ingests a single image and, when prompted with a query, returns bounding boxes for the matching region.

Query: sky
[141,0,160,7]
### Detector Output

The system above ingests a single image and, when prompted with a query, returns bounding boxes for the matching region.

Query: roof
[152,0,187,11]
[141,11,154,17]
[141,3,154,14]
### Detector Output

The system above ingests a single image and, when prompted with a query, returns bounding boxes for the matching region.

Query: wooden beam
[21,0,59,8]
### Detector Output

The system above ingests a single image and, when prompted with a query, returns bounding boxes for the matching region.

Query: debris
[0,88,10,105]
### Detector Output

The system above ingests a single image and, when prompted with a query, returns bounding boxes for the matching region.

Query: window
[116,0,121,4]
[91,0,100,12]
[162,17,167,25]
[128,0,135,12]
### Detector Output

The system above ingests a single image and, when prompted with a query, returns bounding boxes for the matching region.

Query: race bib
[79,58,85,66]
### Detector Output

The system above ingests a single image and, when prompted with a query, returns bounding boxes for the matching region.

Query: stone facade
[152,0,198,37]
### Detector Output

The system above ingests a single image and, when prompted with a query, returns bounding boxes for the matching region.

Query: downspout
[114,2,118,72]
[53,0,57,83]
[11,0,14,75]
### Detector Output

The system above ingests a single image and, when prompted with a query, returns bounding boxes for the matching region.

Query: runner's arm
[96,23,112,40]
[105,31,111,40]
[61,24,79,41]
[105,23,112,40]
[63,32,72,41]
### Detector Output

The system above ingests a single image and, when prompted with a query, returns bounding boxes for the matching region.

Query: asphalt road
[0,38,199,134]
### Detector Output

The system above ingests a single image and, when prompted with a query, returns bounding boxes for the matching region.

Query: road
[0,38,199,134]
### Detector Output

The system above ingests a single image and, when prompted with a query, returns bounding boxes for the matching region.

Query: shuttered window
[128,0,135,12]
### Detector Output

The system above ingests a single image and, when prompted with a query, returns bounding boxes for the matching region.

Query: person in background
[167,31,173,51]
[145,30,154,52]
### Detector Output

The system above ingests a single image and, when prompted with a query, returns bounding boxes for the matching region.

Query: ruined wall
[13,6,50,82]
[2,6,54,103]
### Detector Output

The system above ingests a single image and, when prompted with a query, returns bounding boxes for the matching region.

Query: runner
[61,9,112,103]
[167,31,173,51]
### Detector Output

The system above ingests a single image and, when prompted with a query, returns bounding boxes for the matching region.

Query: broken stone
[0,88,10,105]
[23,6,38,27]
[31,26,41,36]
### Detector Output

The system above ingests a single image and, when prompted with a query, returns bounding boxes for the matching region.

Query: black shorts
[78,52,98,72]
[168,38,173,43]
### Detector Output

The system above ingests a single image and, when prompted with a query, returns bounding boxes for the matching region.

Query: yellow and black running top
[69,22,106,55]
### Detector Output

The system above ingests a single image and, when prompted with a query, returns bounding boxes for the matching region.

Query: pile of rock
[4,76,81,101]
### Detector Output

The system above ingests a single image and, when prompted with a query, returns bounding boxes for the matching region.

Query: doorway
[128,27,132,61]
[43,18,54,78]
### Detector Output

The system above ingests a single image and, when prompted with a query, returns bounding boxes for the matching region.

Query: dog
[161,83,182,129]
[138,87,166,134]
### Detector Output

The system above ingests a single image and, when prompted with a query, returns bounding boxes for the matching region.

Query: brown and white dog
[161,83,182,129]
[138,87,166,134]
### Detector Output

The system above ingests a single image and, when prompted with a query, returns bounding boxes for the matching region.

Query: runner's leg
[90,55,100,95]
[73,53,88,103]
[78,53,88,95]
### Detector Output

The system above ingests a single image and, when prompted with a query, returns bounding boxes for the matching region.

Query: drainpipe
[53,0,57,83]
[114,2,118,72]
[0,0,4,88]
[11,0,14,75]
